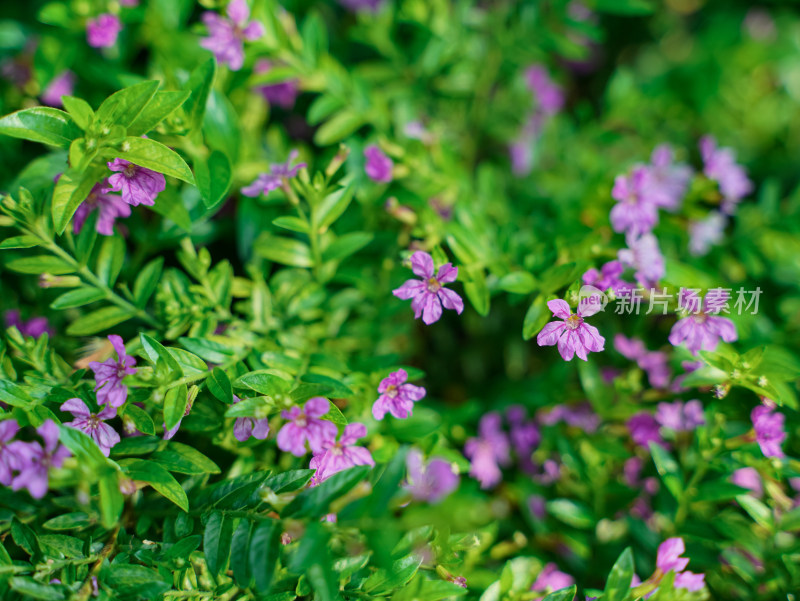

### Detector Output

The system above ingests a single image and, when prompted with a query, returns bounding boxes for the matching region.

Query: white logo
[578,285,608,313]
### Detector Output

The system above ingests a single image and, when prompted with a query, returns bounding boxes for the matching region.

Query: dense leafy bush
[0,0,799,599]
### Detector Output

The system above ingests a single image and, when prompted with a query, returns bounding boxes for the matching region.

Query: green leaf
[322,232,373,262]
[363,555,422,595]
[737,494,773,529]
[104,564,171,598]
[255,234,313,268]
[167,348,208,376]
[593,0,654,15]
[50,288,106,309]
[249,519,281,592]
[123,459,189,511]
[11,517,41,561]
[109,136,194,184]
[65,306,132,336]
[204,511,234,577]
[231,519,254,587]
[207,367,233,403]
[179,337,238,364]
[133,257,164,307]
[9,577,65,601]
[539,262,580,294]
[0,107,81,148]
[463,267,489,317]
[95,235,125,286]
[61,96,94,131]
[0,235,40,249]
[127,90,191,137]
[122,404,156,436]
[52,165,106,235]
[152,441,220,474]
[273,215,310,234]
[236,371,292,396]
[497,271,537,295]
[0,380,34,407]
[522,296,550,340]
[283,465,371,519]
[98,470,124,528]
[314,110,366,146]
[140,333,183,375]
[59,425,108,467]
[163,383,189,432]
[541,586,576,601]
[6,255,74,275]
[184,58,216,131]
[603,547,634,601]
[148,187,192,230]
[649,442,683,500]
[546,499,594,529]
[95,80,159,129]
[695,479,749,502]
[316,184,353,229]
[195,150,232,209]
[42,512,92,531]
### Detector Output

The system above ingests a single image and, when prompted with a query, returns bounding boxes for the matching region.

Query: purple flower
[668,290,737,355]
[700,136,753,214]
[617,233,665,288]
[531,563,574,597]
[510,139,534,177]
[392,251,464,325]
[582,260,635,297]
[338,0,383,12]
[689,212,727,256]
[60,398,120,457]
[404,449,459,503]
[540,402,600,433]
[4,310,53,339]
[364,145,393,183]
[525,65,565,116]
[536,299,605,361]
[241,150,306,197]
[232,395,270,442]
[0,420,20,485]
[506,406,540,458]
[655,400,705,432]
[86,14,122,48]
[10,420,71,499]
[89,335,137,408]
[731,467,763,497]
[648,145,692,211]
[655,538,705,592]
[253,60,299,108]
[200,0,264,71]
[372,369,426,420]
[627,413,665,449]
[751,404,786,458]
[73,182,131,236]
[614,334,671,388]
[464,413,510,489]
[309,423,374,482]
[106,159,166,207]
[41,71,76,107]
[277,397,338,457]
[610,166,659,237]
[623,456,643,487]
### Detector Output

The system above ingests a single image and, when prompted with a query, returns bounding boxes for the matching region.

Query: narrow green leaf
[207,367,233,403]
[184,58,216,130]
[195,150,232,209]
[249,519,281,592]
[65,306,132,336]
[254,234,312,268]
[604,547,634,601]
[649,442,683,500]
[163,383,189,432]
[0,107,81,148]
[6,255,74,275]
[95,80,159,129]
[127,90,191,137]
[60,96,94,130]
[204,511,233,576]
[133,257,163,307]
[231,519,253,587]
[123,459,189,511]
[50,288,107,310]
[122,404,156,436]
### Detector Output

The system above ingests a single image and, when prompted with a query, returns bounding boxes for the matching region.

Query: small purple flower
[531,563,575,597]
[506,405,540,458]
[668,290,737,355]
[372,369,426,420]
[464,413,510,489]
[627,413,665,449]
[106,159,166,207]
[10,420,71,499]
[700,136,753,214]
[200,0,264,71]
[528,494,547,519]
[86,14,122,48]
[392,251,464,325]
[277,397,338,457]
[610,166,659,237]
[89,335,137,408]
[241,150,306,197]
[689,212,727,256]
[60,398,120,457]
[253,60,299,108]
[648,145,692,211]
[41,70,76,107]
[582,260,635,297]
[540,402,600,433]
[617,233,665,289]
[751,404,786,458]
[403,449,459,503]
[655,400,705,432]
[673,571,706,592]
[338,0,383,12]
[309,423,374,482]
[537,299,605,362]
[510,138,534,177]
[232,395,270,442]
[731,467,763,497]
[73,182,131,236]
[655,538,705,592]
[4,310,53,339]
[623,456,643,487]
[364,145,393,183]
[525,65,565,116]
[614,334,671,388]
[0,420,20,485]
